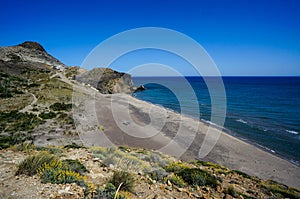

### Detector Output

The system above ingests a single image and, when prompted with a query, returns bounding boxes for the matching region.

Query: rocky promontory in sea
[75,67,135,94]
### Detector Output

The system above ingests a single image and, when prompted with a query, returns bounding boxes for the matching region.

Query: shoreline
[74,85,300,189]
[132,93,300,167]
[202,118,300,167]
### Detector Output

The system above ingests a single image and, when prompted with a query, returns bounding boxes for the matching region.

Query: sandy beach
[73,86,300,189]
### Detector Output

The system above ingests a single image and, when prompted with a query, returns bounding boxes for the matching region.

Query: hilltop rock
[0,41,66,74]
[75,68,135,94]
[18,41,46,52]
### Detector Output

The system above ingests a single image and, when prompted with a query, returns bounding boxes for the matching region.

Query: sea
[132,76,300,166]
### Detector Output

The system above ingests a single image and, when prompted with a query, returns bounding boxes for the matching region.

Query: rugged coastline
[0,42,299,198]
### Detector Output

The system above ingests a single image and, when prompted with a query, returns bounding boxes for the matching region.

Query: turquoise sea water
[133,77,300,165]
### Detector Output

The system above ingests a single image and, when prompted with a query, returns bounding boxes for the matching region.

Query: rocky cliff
[75,68,135,94]
[0,41,137,94]
[0,41,66,74]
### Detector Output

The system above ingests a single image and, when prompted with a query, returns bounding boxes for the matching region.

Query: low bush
[110,170,135,192]
[148,167,168,181]
[167,174,187,188]
[176,168,219,188]
[37,160,93,196]
[261,180,300,199]
[62,159,89,175]
[0,135,14,149]
[0,133,34,149]
[63,142,85,149]
[165,161,190,172]
[50,102,72,111]
[39,111,57,119]
[143,153,170,168]
[0,110,44,133]
[224,185,237,197]
[15,142,36,152]
[16,152,58,176]
[94,183,126,199]
[103,155,119,166]
[38,146,64,156]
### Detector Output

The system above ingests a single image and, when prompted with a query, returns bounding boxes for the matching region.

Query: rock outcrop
[134,85,146,92]
[75,68,135,94]
[0,41,141,95]
[0,41,66,74]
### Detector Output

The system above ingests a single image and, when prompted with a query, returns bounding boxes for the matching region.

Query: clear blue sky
[1,0,299,76]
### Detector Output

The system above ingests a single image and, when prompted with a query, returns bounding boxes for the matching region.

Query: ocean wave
[201,119,218,126]
[200,119,226,131]
[236,119,247,124]
[257,144,276,154]
[286,130,299,135]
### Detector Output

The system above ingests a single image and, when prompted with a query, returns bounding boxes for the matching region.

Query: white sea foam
[286,130,299,135]
[236,119,247,124]
[257,144,276,153]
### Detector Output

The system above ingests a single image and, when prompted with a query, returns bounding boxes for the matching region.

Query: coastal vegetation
[0,145,297,198]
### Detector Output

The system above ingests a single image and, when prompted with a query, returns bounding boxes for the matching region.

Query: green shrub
[168,174,187,188]
[103,155,118,166]
[110,170,135,192]
[37,160,93,196]
[165,162,190,172]
[0,135,14,149]
[62,159,89,175]
[28,83,39,87]
[261,180,300,199]
[57,113,75,125]
[38,160,81,184]
[224,185,237,197]
[15,142,36,151]
[31,108,39,112]
[39,111,57,119]
[116,154,148,172]
[148,167,168,181]
[50,102,72,111]
[16,152,58,176]
[0,110,44,133]
[105,183,116,192]
[91,146,109,156]
[95,183,126,199]
[13,89,24,94]
[63,142,85,149]
[39,146,64,156]
[0,133,34,149]
[176,168,218,188]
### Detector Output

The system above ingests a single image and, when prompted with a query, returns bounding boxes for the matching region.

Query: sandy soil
[72,84,300,189]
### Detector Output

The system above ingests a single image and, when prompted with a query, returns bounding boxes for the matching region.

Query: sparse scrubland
[0,145,298,198]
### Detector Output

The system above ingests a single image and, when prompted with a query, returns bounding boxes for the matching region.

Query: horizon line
[132,75,300,77]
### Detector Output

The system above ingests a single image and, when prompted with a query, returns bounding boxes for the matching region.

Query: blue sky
[1,0,300,76]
